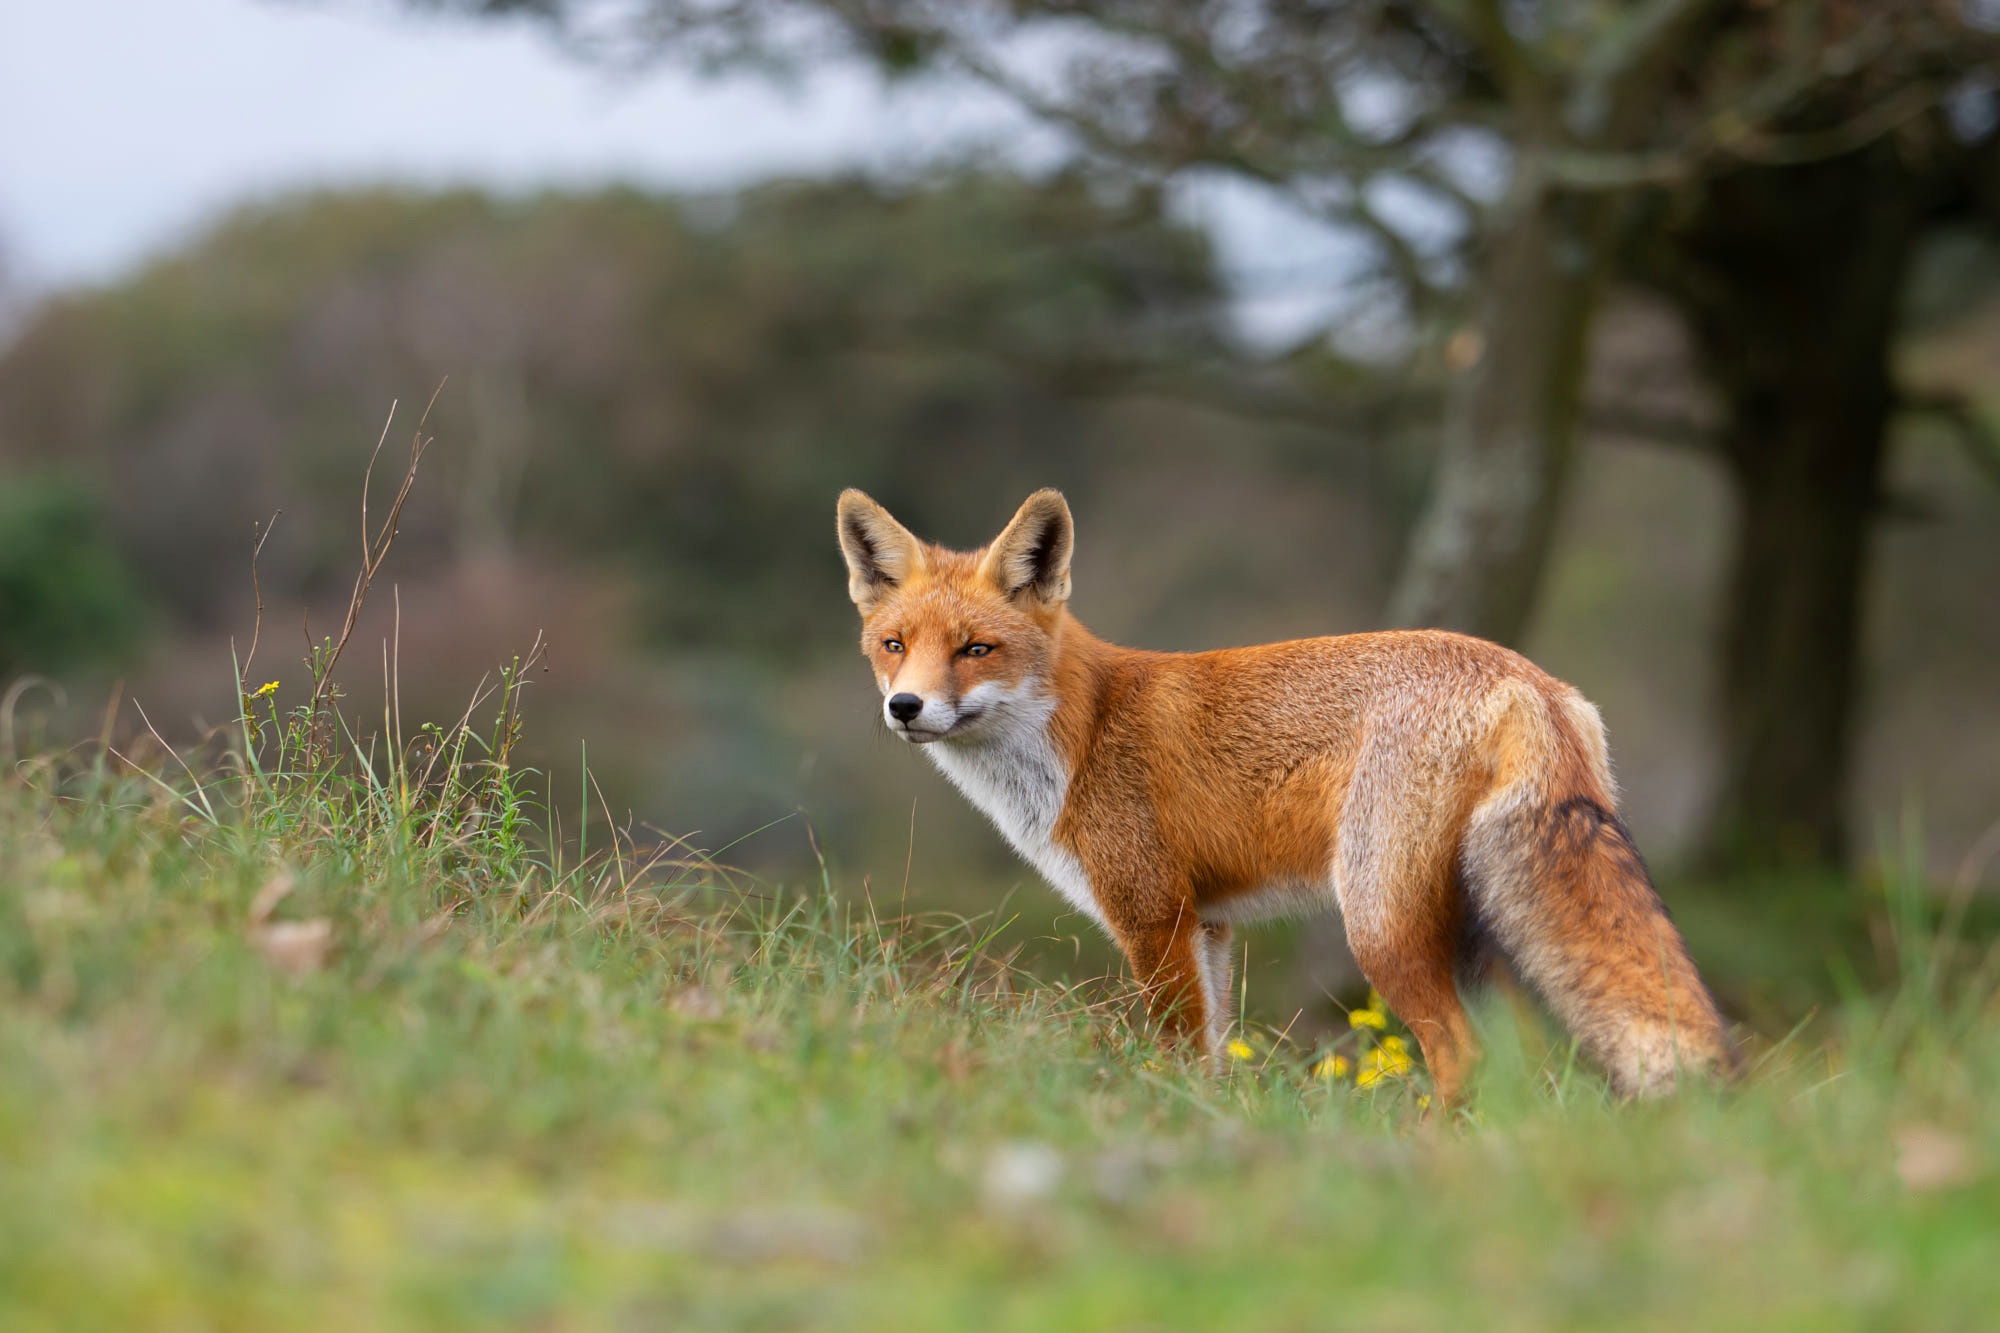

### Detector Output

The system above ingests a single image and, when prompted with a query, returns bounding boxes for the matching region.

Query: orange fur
[837,488,1731,1101]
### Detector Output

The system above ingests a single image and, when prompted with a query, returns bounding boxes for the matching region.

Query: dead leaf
[937,1039,980,1083]
[254,918,334,980]
[981,1141,1063,1213]
[248,871,295,926]
[671,987,725,1021]
[1896,1124,1979,1192]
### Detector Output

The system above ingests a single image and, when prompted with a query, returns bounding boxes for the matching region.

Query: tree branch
[946,44,1448,303]
[1450,0,1552,126]
[1901,389,2000,493]
[1541,71,1951,190]
[1582,401,1719,452]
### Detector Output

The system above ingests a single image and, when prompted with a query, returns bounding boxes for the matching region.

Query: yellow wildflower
[1417,1094,1433,1110]
[1313,1054,1351,1082]
[252,680,280,698]
[1348,1005,1387,1030]
[1354,1040,1414,1088]
[1226,1039,1255,1062]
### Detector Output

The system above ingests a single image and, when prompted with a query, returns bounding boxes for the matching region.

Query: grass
[3,426,1996,1330]
[4,709,1999,1330]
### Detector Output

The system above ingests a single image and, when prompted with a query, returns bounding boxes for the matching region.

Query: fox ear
[837,489,924,613]
[981,489,1073,606]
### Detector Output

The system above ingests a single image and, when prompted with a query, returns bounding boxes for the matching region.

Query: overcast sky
[0,0,1349,344]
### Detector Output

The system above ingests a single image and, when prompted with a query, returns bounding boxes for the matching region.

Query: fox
[836,487,1732,1102]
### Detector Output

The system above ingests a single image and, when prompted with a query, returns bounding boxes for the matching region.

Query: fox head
[836,488,1073,744]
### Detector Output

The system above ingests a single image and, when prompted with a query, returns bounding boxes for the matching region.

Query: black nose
[887,693,924,723]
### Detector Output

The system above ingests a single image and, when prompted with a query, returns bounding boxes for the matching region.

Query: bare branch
[1583,402,1719,452]
[945,44,1447,304]
[304,385,444,760]
[1425,0,1550,124]
[1902,389,2000,492]
[1576,0,1731,101]
[1542,70,1953,190]
[236,509,281,694]
[1728,80,1947,166]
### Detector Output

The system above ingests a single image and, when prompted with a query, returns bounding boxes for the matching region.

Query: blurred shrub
[0,476,145,677]
[0,174,1390,651]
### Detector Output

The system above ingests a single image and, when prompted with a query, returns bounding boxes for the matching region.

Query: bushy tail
[1462,690,1731,1097]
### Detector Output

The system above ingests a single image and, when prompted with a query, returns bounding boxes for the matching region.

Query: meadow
[2,625,1997,1332]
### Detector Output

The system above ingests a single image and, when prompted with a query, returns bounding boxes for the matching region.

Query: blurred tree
[1629,78,2000,868]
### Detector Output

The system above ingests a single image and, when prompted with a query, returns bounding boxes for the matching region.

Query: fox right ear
[837,490,924,613]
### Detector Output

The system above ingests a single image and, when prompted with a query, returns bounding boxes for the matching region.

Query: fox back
[838,487,1731,1102]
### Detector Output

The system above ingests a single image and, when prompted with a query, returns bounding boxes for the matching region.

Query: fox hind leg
[1343,912,1479,1106]
[1336,843,1480,1106]
[1197,919,1235,1052]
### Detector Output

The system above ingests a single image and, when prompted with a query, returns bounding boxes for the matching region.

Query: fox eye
[963,643,993,658]
[883,638,905,654]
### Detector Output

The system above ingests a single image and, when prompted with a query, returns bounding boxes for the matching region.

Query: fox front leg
[1117,909,1233,1065]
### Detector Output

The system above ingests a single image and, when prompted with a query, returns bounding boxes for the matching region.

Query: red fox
[838,488,1731,1101]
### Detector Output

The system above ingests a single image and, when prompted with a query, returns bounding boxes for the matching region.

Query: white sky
[0,0,1350,345]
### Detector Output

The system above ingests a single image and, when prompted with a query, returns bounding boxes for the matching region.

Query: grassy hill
[2,658,1996,1331]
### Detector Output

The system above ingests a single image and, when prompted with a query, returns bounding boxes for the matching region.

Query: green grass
[3,722,1998,1333]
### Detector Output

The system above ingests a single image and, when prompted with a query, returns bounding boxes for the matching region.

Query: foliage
[0,474,145,678]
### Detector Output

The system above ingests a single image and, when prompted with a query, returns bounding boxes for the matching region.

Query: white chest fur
[924,688,1106,932]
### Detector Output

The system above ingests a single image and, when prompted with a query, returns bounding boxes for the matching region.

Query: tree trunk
[1646,145,1923,870]
[1708,386,1887,867]
[1388,172,1619,642]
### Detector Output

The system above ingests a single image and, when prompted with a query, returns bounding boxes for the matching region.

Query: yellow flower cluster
[251,680,280,698]
[1355,1035,1413,1088]
[1310,991,1411,1088]
[1347,991,1389,1030]
[1226,1039,1256,1062]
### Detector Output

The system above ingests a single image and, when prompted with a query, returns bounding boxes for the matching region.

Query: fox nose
[887,693,924,723]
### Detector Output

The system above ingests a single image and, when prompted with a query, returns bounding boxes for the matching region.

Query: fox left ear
[980,489,1073,606]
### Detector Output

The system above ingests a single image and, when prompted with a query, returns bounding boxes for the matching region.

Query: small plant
[206,395,556,904]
